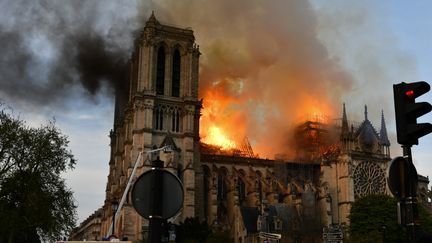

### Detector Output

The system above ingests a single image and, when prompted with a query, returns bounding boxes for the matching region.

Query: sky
[0,0,431,224]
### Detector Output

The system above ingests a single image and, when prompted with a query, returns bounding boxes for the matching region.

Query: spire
[342,103,349,135]
[364,105,368,121]
[147,11,159,25]
[380,110,390,146]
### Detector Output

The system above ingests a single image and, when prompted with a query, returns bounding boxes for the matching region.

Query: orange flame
[199,82,337,158]
[203,125,237,149]
[199,83,247,150]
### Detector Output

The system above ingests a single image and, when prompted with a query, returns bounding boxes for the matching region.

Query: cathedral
[70,14,425,242]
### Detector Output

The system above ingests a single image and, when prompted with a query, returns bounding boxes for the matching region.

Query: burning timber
[292,118,340,163]
[200,137,259,158]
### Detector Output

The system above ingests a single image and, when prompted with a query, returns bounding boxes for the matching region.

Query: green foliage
[174,217,233,243]
[205,231,234,243]
[348,194,406,243]
[175,217,211,242]
[0,107,77,242]
[419,203,432,235]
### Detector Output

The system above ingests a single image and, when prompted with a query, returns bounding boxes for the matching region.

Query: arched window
[154,105,164,131]
[217,168,228,223]
[156,46,165,95]
[171,49,181,97]
[171,108,180,133]
[237,177,246,204]
[203,166,211,219]
[256,171,263,204]
[217,170,228,201]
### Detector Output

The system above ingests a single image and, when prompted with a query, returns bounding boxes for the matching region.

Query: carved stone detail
[353,161,386,198]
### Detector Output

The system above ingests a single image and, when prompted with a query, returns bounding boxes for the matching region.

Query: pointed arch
[203,165,211,219]
[237,169,246,204]
[171,48,181,97]
[216,167,229,224]
[255,170,263,205]
[217,167,228,201]
[154,104,164,131]
[156,45,166,95]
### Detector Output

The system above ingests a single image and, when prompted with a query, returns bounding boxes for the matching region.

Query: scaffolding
[293,114,339,163]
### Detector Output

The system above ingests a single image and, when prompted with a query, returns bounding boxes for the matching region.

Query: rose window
[353,161,386,198]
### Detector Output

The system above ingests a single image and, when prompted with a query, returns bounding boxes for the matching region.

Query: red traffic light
[401,81,430,100]
[405,90,414,98]
[393,81,432,145]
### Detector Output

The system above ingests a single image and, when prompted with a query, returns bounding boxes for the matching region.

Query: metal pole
[148,157,164,243]
[401,145,419,242]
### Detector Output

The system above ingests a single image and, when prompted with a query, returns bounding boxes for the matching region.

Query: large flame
[200,83,247,149]
[203,126,237,149]
[199,78,337,158]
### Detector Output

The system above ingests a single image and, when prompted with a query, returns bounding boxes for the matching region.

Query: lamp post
[112,200,119,236]
[105,146,173,238]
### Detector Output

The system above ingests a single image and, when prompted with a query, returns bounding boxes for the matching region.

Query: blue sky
[0,0,431,224]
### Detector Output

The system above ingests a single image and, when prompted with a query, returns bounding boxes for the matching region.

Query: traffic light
[393,81,432,145]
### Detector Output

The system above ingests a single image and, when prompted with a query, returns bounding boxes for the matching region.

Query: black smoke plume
[0,0,143,107]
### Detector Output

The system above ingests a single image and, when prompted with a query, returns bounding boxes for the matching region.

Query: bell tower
[104,12,202,238]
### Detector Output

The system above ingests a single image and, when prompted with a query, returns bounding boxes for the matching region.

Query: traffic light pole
[392,81,432,242]
[401,145,419,242]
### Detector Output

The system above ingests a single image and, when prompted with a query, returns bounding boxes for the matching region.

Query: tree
[205,231,234,243]
[174,217,234,243]
[348,194,405,242]
[175,217,211,242]
[0,107,77,243]
[349,194,432,242]
[417,203,432,240]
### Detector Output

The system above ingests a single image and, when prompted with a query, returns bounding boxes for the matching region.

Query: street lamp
[112,200,119,236]
[105,146,173,238]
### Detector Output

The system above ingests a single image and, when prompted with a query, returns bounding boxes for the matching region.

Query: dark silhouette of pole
[148,157,164,243]
[403,146,418,242]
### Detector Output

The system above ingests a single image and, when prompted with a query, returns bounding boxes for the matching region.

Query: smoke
[0,0,412,158]
[0,0,142,107]
[151,0,355,157]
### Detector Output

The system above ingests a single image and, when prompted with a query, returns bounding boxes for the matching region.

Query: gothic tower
[322,104,391,226]
[102,13,202,239]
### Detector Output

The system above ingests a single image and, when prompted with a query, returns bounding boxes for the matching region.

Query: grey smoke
[0,0,144,106]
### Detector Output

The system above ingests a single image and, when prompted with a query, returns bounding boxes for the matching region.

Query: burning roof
[200,137,259,158]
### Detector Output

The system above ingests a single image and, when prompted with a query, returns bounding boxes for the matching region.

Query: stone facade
[70,208,103,241]
[99,13,201,240]
[199,152,324,242]
[321,105,392,226]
